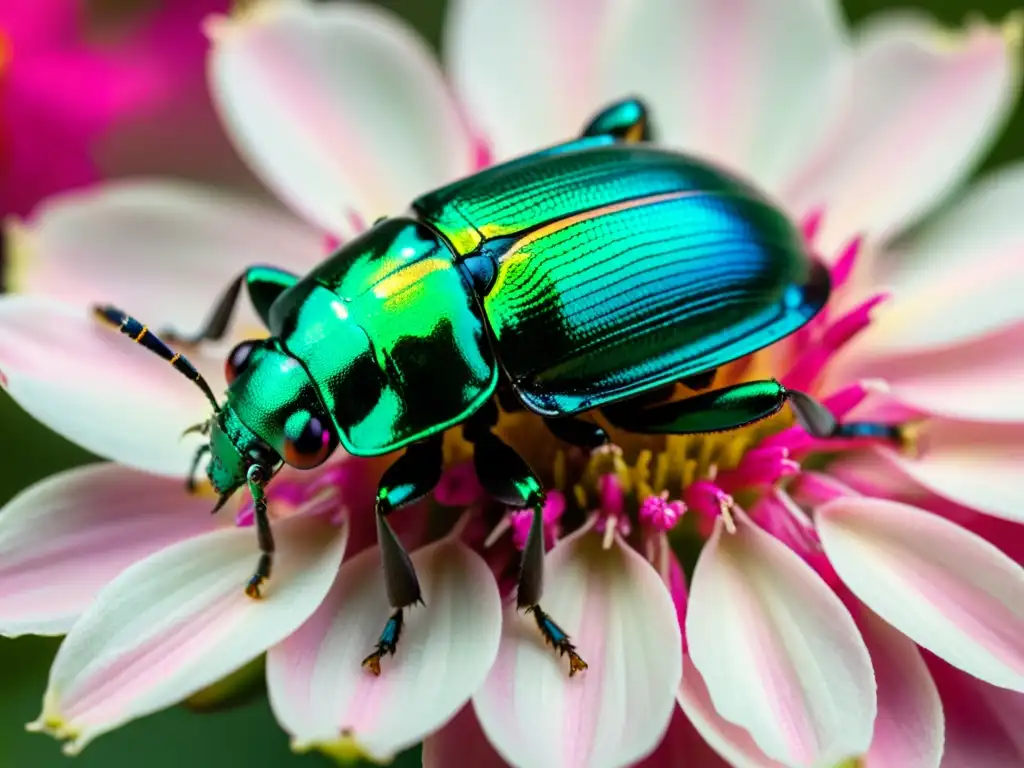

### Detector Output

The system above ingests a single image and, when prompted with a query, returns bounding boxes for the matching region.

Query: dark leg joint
[526,605,588,676]
[786,388,905,445]
[543,416,609,449]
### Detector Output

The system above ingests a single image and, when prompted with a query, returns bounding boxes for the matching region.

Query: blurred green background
[1,0,1022,765]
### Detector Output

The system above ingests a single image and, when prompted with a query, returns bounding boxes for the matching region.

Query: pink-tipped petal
[266,537,501,762]
[473,529,682,768]
[12,181,321,332]
[445,0,616,160]
[600,0,849,195]
[30,516,346,754]
[927,652,1024,767]
[853,602,944,768]
[878,419,1024,523]
[210,3,473,237]
[0,465,225,637]
[838,161,1024,355]
[422,703,508,768]
[818,497,1024,691]
[678,657,787,768]
[0,296,219,476]
[787,14,1019,251]
[686,516,876,766]
[832,320,1024,422]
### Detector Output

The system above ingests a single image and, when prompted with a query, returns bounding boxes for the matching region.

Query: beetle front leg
[467,421,588,676]
[361,435,443,675]
[244,464,275,599]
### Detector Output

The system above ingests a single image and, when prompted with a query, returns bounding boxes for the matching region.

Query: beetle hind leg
[361,435,443,675]
[466,411,587,676]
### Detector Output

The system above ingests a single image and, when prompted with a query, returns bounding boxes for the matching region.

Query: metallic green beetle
[97,99,894,675]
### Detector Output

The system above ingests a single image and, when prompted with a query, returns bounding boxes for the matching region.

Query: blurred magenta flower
[1,0,1023,766]
[0,0,246,218]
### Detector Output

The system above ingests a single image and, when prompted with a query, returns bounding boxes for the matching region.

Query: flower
[0,0,251,219]
[1,0,1024,766]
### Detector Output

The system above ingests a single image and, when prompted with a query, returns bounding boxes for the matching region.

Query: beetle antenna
[93,305,221,412]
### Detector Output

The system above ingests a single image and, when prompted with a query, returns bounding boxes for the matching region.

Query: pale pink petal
[445,0,618,160]
[831,320,1024,422]
[853,602,944,768]
[422,703,508,768]
[678,658,787,768]
[266,537,501,762]
[600,0,849,195]
[0,464,225,637]
[11,181,321,335]
[786,14,1020,251]
[843,163,1024,355]
[473,529,682,768]
[28,516,346,754]
[0,296,220,476]
[686,516,876,767]
[210,3,473,236]
[817,497,1024,691]
[927,653,1024,767]
[878,419,1024,523]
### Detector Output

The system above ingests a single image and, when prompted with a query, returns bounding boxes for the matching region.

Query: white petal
[601,0,850,194]
[473,529,683,768]
[787,14,1020,251]
[445,0,617,159]
[852,164,1024,354]
[818,497,1024,691]
[266,538,501,762]
[677,659,787,768]
[879,419,1024,523]
[686,516,876,767]
[0,296,217,476]
[30,516,346,753]
[12,181,322,336]
[211,3,474,235]
[0,465,224,636]
[831,320,1024,422]
[854,603,944,768]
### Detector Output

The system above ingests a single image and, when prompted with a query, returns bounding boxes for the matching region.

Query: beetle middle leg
[361,434,444,675]
[466,402,588,676]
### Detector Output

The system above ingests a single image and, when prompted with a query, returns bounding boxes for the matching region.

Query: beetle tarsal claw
[526,605,588,676]
[244,575,265,599]
[362,609,405,676]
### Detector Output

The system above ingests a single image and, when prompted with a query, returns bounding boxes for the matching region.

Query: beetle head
[201,337,339,505]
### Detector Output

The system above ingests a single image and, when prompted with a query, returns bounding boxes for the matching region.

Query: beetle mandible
[96,99,903,676]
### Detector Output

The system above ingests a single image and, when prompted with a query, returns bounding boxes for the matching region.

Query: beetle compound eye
[283,412,333,468]
[225,340,259,384]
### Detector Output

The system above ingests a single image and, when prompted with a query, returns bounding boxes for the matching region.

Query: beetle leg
[468,423,588,676]
[603,380,790,435]
[160,266,299,346]
[582,98,652,143]
[786,389,906,444]
[244,464,275,599]
[543,415,609,449]
[361,434,443,676]
[603,381,907,447]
